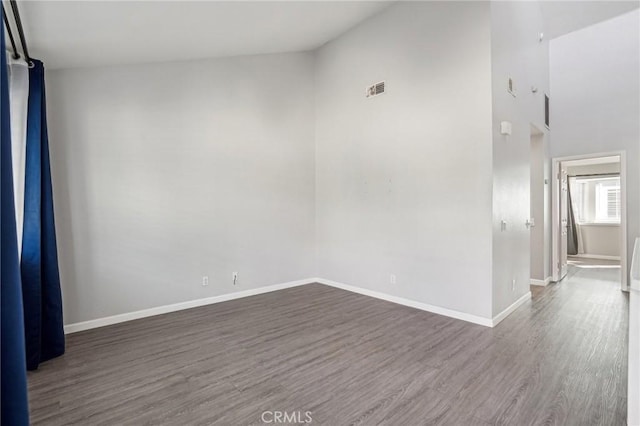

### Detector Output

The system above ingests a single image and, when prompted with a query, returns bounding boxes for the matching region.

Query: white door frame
[551,150,628,290]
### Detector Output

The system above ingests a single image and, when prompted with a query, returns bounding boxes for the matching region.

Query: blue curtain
[21,60,65,370]
[1,11,31,425]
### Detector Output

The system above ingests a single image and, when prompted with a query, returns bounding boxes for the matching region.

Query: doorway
[551,152,627,290]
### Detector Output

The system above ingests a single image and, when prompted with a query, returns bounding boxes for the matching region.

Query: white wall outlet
[512,279,516,291]
[202,276,209,286]
[232,272,238,286]
[390,274,397,285]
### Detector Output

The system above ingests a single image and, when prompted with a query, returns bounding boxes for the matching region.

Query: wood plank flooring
[28,266,628,425]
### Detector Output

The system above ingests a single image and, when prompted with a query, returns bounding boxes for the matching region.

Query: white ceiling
[13,1,391,69]
[5,1,639,70]
[541,1,639,40]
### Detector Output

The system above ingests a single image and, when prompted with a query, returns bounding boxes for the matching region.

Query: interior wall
[490,1,550,315]
[530,132,546,281]
[47,52,317,325]
[550,10,640,281]
[47,1,586,326]
[314,2,494,319]
[579,225,621,257]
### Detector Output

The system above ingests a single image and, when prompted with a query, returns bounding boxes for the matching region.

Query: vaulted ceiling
[540,0,639,39]
[4,1,639,70]
[12,1,392,69]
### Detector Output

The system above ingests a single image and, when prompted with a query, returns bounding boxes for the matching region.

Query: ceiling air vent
[366,81,385,98]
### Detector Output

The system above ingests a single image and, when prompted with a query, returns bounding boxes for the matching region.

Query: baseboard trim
[530,276,552,286]
[570,254,621,261]
[64,278,316,334]
[314,278,494,327]
[491,292,531,327]
[65,277,533,333]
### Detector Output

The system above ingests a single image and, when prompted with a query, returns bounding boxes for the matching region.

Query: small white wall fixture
[500,121,512,136]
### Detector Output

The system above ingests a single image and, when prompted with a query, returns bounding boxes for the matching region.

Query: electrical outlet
[232,272,238,286]
[390,274,397,285]
[202,276,209,286]
[512,279,516,291]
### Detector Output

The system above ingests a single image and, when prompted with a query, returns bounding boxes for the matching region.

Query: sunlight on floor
[568,256,620,270]
[569,264,621,269]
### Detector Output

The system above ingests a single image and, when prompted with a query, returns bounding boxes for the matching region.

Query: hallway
[525,262,627,424]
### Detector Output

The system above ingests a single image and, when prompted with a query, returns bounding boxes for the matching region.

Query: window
[595,179,621,222]
[570,176,620,224]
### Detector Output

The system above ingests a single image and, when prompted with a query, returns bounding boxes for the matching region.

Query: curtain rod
[568,172,620,178]
[8,0,31,66]
[2,5,20,60]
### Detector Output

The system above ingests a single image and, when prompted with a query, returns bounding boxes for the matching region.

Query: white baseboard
[530,276,552,286]
[64,278,316,334]
[491,292,531,327]
[314,278,494,327]
[66,277,533,334]
[570,254,620,261]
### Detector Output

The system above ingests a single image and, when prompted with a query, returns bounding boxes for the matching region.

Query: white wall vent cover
[366,81,385,98]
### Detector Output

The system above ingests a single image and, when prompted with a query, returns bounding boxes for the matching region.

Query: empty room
[2,1,639,425]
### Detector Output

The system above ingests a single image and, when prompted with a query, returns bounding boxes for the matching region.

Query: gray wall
[490,1,550,315]
[314,2,494,319]
[47,52,317,324]
[580,225,621,257]
[49,1,604,326]
[550,10,640,281]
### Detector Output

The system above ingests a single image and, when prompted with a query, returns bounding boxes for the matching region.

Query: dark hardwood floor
[28,266,628,425]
